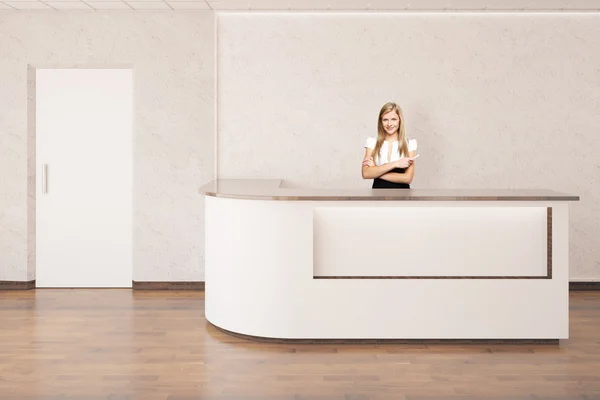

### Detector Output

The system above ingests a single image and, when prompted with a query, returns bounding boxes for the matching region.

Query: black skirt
[372,168,410,189]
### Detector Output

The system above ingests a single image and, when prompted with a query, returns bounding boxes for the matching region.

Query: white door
[36,69,133,288]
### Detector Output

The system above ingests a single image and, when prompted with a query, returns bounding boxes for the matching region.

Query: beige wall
[1,11,598,283]
[217,13,600,281]
[0,11,215,282]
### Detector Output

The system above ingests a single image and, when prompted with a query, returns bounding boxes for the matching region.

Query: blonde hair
[372,102,409,164]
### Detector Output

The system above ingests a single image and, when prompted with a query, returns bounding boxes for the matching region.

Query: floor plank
[0,290,599,400]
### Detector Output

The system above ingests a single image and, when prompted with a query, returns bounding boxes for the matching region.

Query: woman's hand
[362,157,374,167]
[394,157,412,169]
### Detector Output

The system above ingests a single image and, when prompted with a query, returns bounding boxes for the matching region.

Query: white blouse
[365,137,418,166]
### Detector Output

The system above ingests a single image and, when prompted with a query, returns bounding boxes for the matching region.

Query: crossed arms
[361,148,417,184]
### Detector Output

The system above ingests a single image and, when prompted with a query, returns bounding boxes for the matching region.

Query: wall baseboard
[0,280,36,290]
[132,281,205,290]
[1,280,598,291]
[0,280,206,290]
[569,282,600,291]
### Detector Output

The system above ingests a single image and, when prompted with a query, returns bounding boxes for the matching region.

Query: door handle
[42,164,47,194]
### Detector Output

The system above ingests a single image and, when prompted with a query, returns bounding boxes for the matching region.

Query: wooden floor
[0,290,599,400]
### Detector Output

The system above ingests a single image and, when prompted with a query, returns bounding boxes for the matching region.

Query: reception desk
[200,180,579,342]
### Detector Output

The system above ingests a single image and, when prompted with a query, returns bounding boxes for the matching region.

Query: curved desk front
[200,180,579,342]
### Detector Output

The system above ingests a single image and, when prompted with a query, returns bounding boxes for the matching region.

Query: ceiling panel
[46,1,94,8]
[126,1,171,8]
[1,0,600,11]
[169,1,210,8]
[85,1,132,8]
[3,1,53,9]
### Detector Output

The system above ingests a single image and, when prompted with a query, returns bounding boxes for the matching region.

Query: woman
[361,102,418,189]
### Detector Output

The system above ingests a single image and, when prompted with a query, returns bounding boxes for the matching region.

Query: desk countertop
[199,179,579,201]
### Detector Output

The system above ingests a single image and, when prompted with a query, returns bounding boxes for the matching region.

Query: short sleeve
[365,137,376,149]
[407,138,418,152]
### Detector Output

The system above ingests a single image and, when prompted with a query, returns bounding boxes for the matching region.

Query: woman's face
[381,110,400,136]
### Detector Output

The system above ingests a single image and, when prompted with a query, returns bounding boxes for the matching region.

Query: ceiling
[1,0,600,11]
